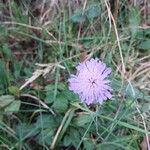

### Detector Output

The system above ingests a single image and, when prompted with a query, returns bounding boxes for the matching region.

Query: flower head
[68,58,112,105]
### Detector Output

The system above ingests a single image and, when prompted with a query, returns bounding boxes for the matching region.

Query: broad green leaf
[63,128,80,147]
[45,84,55,103]
[144,28,150,36]
[5,100,21,112]
[13,61,23,78]
[0,111,3,122]
[45,92,54,103]
[138,40,150,50]
[2,44,12,59]
[83,140,95,150]
[16,123,39,140]
[52,94,68,113]
[57,82,66,90]
[144,95,150,101]
[96,136,131,150]
[45,84,55,91]
[0,60,9,89]
[63,135,72,147]
[35,114,56,129]
[35,114,57,146]
[125,83,143,99]
[141,104,150,113]
[0,95,14,108]
[8,86,20,96]
[0,26,8,37]
[69,128,80,147]
[71,10,86,23]
[54,108,75,147]
[129,7,141,36]
[111,79,122,92]
[74,114,92,127]
[45,83,67,104]
[86,5,101,20]
[64,90,78,103]
[36,129,54,146]
[97,143,125,150]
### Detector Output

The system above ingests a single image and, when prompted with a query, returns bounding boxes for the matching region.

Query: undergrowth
[0,0,150,149]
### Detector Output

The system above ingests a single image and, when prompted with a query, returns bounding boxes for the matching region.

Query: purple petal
[68,58,112,105]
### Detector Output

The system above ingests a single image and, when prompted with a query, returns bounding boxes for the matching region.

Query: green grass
[0,0,150,149]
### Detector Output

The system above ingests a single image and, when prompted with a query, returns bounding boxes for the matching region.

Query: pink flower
[68,58,112,105]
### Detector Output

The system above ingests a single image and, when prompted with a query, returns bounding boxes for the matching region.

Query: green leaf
[45,84,55,91]
[144,28,150,36]
[8,86,20,96]
[64,90,78,103]
[0,113,3,122]
[129,7,141,36]
[111,79,122,92]
[97,143,122,150]
[35,114,56,129]
[63,128,80,147]
[125,83,143,99]
[54,108,75,148]
[63,135,72,147]
[74,114,92,127]
[45,92,54,103]
[52,94,68,113]
[0,60,9,89]
[16,123,39,140]
[83,140,95,150]
[0,26,8,37]
[34,114,57,146]
[141,104,150,113]
[36,128,54,146]
[2,44,12,59]
[71,10,86,23]
[45,84,55,103]
[13,61,23,78]
[69,128,80,147]
[96,137,130,150]
[138,40,150,50]
[57,82,66,90]
[5,100,21,112]
[0,95,14,108]
[86,5,101,20]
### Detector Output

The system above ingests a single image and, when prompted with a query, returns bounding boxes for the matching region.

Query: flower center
[89,78,97,85]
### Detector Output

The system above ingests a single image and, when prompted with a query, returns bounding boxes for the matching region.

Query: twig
[130,63,150,80]
[20,94,55,115]
[19,63,65,90]
[104,0,126,74]
[50,108,74,149]
[136,102,150,150]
